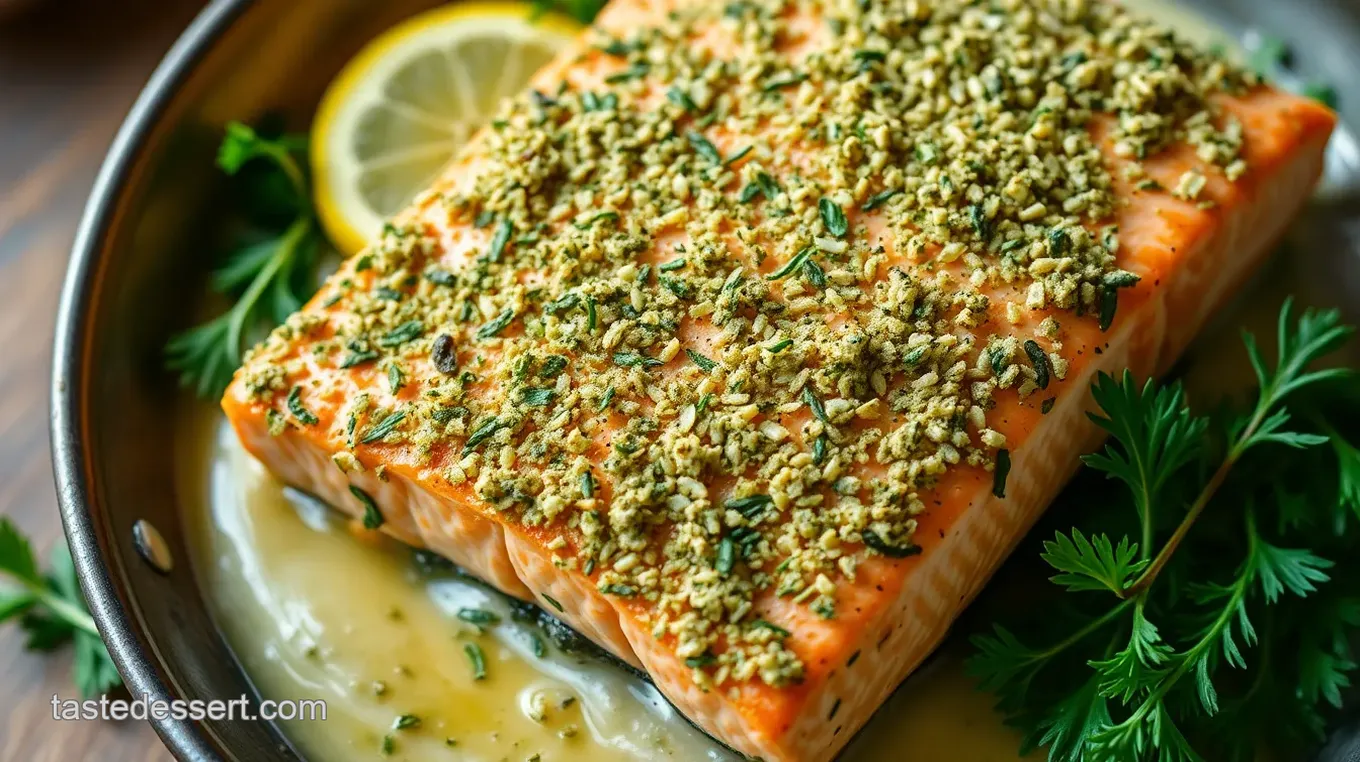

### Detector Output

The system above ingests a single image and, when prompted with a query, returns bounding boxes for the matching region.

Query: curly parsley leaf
[0,519,121,698]
[1041,530,1146,595]
[971,301,1360,762]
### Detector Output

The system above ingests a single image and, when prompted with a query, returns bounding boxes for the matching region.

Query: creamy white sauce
[173,4,1295,761]
[179,408,1035,761]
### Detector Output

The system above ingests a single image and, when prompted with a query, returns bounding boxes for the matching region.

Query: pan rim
[49,1,255,760]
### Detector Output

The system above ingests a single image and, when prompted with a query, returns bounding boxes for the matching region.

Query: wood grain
[0,1,202,759]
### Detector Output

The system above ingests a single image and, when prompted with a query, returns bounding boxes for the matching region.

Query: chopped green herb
[613,351,664,368]
[457,608,501,627]
[696,392,714,415]
[423,268,457,288]
[486,219,512,262]
[376,320,424,348]
[600,583,636,597]
[463,417,501,454]
[1041,396,1056,415]
[685,349,718,373]
[802,258,827,288]
[803,386,830,424]
[1099,286,1119,332]
[716,537,736,575]
[541,593,564,612]
[604,62,649,83]
[392,714,421,730]
[724,145,753,165]
[725,493,773,517]
[338,349,380,369]
[767,338,793,353]
[350,486,384,529]
[992,449,1011,498]
[286,386,317,425]
[464,643,487,680]
[861,529,922,558]
[1304,82,1338,109]
[686,130,722,164]
[753,619,790,638]
[970,203,991,239]
[1024,340,1051,390]
[861,189,900,211]
[766,247,812,280]
[360,411,406,444]
[598,386,615,412]
[521,387,555,407]
[574,211,619,229]
[540,355,568,378]
[659,258,687,272]
[819,197,848,236]
[666,86,698,112]
[475,307,517,340]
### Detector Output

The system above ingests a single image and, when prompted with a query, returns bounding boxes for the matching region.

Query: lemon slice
[312,2,578,255]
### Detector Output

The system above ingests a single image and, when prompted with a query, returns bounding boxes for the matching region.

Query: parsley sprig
[165,121,322,398]
[1,518,121,698]
[969,300,1360,761]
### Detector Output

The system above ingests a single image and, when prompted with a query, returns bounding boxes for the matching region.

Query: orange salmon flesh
[223,0,1335,758]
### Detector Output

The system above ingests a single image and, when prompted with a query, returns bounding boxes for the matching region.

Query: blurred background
[0,1,198,759]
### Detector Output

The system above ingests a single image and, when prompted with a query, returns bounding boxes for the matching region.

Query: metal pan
[49,0,1360,759]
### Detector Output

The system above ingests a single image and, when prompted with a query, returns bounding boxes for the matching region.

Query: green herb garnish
[457,609,501,627]
[392,714,421,730]
[766,247,812,281]
[686,130,722,164]
[992,449,1010,498]
[861,189,900,212]
[1024,340,1051,390]
[376,320,424,348]
[360,410,406,444]
[464,642,487,680]
[686,349,718,373]
[166,122,322,398]
[521,387,556,407]
[803,386,830,424]
[716,537,736,575]
[475,307,517,340]
[613,351,663,368]
[860,529,922,558]
[970,301,1359,762]
[350,486,384,529]
[286,385,318,425]
[819,197,848,237]
[0,519,120,698]
[463,417,502,454]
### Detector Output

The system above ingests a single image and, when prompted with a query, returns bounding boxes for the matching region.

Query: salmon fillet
[222,0,1336,759]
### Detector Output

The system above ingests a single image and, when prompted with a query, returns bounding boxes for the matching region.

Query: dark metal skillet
[48,0,1360,759]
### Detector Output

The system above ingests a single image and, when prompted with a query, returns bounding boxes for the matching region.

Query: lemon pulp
[311,3,578,255]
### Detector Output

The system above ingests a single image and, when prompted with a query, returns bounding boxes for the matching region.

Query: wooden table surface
[0,1,202,759]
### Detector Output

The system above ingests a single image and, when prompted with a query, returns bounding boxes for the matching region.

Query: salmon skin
[223,0,1335,758]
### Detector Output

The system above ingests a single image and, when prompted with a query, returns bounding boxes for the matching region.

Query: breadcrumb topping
[241,0,1256,688]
